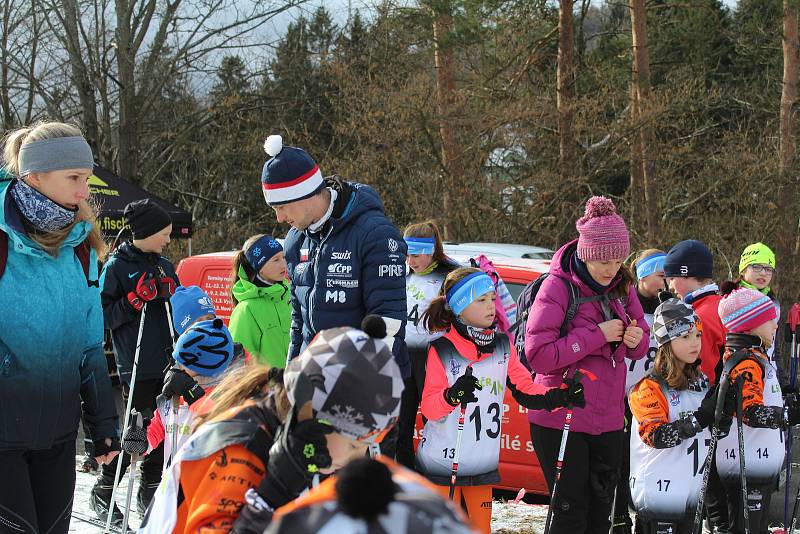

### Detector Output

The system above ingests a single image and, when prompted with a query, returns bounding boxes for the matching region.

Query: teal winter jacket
[0,179,119,451]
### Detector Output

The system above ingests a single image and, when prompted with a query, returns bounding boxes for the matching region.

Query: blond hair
[193,363,290,430]
[2,122,106,258]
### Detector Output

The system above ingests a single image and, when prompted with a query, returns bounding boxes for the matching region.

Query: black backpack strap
[721,348,765,383]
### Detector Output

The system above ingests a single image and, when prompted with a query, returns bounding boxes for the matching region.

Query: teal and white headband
[18,136,94,176]
[446,272,495,315]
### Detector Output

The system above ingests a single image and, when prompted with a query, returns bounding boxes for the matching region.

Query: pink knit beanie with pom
[576,196,630,261]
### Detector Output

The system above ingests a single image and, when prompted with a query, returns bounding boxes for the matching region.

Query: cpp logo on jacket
[328,263,353,278]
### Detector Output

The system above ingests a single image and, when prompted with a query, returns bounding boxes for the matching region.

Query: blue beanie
[173,318,234,377]
[171,285,216,335]
[261,135,325,206]
[245,235,283,273]
[663,240,714,279]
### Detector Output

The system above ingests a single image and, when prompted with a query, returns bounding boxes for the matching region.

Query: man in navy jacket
[260,134,409,380]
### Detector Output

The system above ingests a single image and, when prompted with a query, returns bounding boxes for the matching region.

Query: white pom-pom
[264,135,283,157]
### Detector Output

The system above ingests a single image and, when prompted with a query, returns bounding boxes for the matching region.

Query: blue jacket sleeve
[82,251,120,442]
[288,283,303,360]
[360,220,409,377]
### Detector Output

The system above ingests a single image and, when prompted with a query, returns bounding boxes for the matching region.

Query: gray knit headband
[18,136,94,175]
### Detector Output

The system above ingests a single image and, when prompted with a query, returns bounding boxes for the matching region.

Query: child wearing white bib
[714,286,795,534]
[629,294,720,534]
[416,268,585,533]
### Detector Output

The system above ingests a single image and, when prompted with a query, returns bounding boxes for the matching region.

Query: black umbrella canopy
[90,165,192,239]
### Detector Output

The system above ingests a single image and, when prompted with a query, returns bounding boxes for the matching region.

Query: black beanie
[124,199,172,239]
[663,239,713,279]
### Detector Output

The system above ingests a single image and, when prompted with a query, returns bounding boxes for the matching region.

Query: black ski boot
[137,481,160,517]
[611,514,633,534]
[90,479,124,527]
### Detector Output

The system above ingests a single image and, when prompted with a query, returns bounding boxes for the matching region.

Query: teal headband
[405,237,435,255]
[18,136,94,176]
[446,272,495,315]
[636,253,666,280]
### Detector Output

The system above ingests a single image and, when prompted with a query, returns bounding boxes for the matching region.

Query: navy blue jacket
[284,178,409,377]
[99,242,179,384]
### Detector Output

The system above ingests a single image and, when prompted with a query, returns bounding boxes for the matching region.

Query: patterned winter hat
[284,316,403,444]
[575,196,630,261]
[173,318,234,377]
[652,293,701,347]
[718,287,777,334]
[261,135,325,206]
[244,234,283,272]
[265,457,476,533]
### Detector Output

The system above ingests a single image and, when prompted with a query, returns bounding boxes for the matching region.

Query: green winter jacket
[229,265,292,368]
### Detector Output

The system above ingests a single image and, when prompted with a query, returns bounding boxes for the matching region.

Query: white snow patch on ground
[71,459,140,533]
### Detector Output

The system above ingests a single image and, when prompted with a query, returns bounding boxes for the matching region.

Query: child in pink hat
[714,286,797,533]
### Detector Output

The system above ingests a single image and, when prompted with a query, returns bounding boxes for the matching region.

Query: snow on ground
[71,459,140,533]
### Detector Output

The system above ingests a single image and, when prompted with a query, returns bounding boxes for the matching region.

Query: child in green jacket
[228,234,292,367]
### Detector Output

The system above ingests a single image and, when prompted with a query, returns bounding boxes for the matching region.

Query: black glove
[92,437,120,458]
[162,368,205,406]
[122,424,148,455]
[786,393,800,426]
[254,419,334,509]
[694,384,718,428]
[675,414,702,440]
[444,372,482,406]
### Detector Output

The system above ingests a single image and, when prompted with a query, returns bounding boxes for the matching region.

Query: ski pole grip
[460,366,474,408]
[790,304,800,333]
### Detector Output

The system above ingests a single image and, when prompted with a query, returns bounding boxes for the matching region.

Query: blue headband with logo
[636,253,666,280]
[446,272,495,316]
[245,235,283,272]
[405,237,435,255]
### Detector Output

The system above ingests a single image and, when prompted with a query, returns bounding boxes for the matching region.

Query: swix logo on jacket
[629,375,710,519]
[283,179,410,377]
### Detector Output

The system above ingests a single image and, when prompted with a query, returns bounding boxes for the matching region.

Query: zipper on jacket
[1,353,11,376]
[307,226,334,335]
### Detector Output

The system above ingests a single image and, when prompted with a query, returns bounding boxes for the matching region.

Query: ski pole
[449,366,473,501]
[785,304,800,528]
[544,368,596,534]
[106,302,147,534]
[121,410,147,533]
[735,374,750,534]
[169,395,180,467]
[160,274,180,468]
[692,426,720,534]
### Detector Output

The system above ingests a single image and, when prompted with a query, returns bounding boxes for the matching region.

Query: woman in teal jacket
[228,234,292,367]
[0,122,119,533]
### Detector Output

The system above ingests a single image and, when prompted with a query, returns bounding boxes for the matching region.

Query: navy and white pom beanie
[260,135,325,206]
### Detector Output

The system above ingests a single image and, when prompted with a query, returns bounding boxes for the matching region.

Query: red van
[175,252,550,495]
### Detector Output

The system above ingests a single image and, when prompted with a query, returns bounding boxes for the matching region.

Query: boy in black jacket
[90,199,179,523]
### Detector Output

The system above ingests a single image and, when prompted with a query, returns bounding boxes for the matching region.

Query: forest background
[3,0,800,299]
